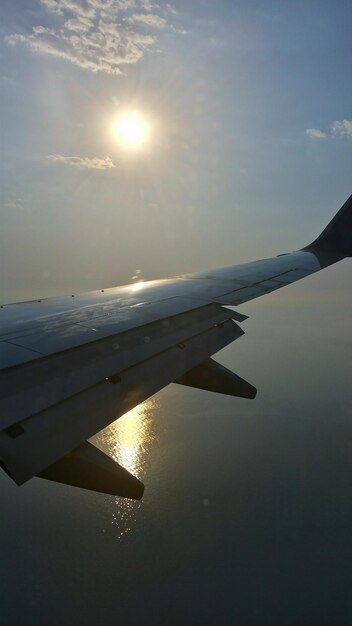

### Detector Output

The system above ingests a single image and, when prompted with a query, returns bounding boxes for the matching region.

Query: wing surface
[0,195,350,496]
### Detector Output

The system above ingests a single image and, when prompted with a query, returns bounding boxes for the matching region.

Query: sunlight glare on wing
[130,280,145,292]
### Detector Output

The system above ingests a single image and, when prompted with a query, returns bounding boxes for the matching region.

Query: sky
[0,0,351,302]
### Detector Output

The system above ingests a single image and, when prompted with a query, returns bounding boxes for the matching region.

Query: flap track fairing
[174,358,257,399]
[38,441,144,500]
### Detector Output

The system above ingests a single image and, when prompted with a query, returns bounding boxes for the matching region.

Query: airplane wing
[0,194,351,498]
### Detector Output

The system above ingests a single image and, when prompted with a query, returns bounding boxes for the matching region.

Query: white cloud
[305,128,327,139]
[141,1,160,10]
[48,154,116,169]
[128,12,167,28]
[7,0,178,74]
[64,16,92,33]
[40,0,96,17]
[305,119,352,141]
[166,4,177,15]
[330,119,352,138]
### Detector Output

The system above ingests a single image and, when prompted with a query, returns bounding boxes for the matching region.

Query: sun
[114,111,150,148]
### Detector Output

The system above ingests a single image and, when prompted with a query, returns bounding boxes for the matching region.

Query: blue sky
[1,0,351,301]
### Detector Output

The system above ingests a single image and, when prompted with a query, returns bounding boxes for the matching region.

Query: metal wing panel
[196,251,326,306]
[206,251,342,307]
[0,304,233,429]
[0,278,230,338]
[213,286,267,306]
[0,284,237,370]
[185,250,322,282]
[0,342,41,368]
[0,251,326,371]
[1,297,206,356]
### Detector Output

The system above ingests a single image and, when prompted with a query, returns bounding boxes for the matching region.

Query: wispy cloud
[306,119,352,140]
[6,0,178,75]
[1,198,25,210]
[128,12,167,28]
[48,154,116,169]
[305,128,327,139]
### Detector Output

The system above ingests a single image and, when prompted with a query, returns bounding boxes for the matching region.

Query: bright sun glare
[114,111,150,148]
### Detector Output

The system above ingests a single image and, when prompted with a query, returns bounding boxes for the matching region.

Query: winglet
[304,194,352,255]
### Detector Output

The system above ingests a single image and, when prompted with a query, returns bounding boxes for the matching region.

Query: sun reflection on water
[94,398,158,539]
[98,398,157,480]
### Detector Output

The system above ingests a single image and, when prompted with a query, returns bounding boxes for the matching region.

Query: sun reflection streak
[98,398,157,480]
[93,398,158,538]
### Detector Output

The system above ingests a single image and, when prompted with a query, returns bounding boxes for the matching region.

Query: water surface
[1,285,352,626]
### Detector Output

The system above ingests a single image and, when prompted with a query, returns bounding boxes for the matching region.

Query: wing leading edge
[0,194,350,497]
